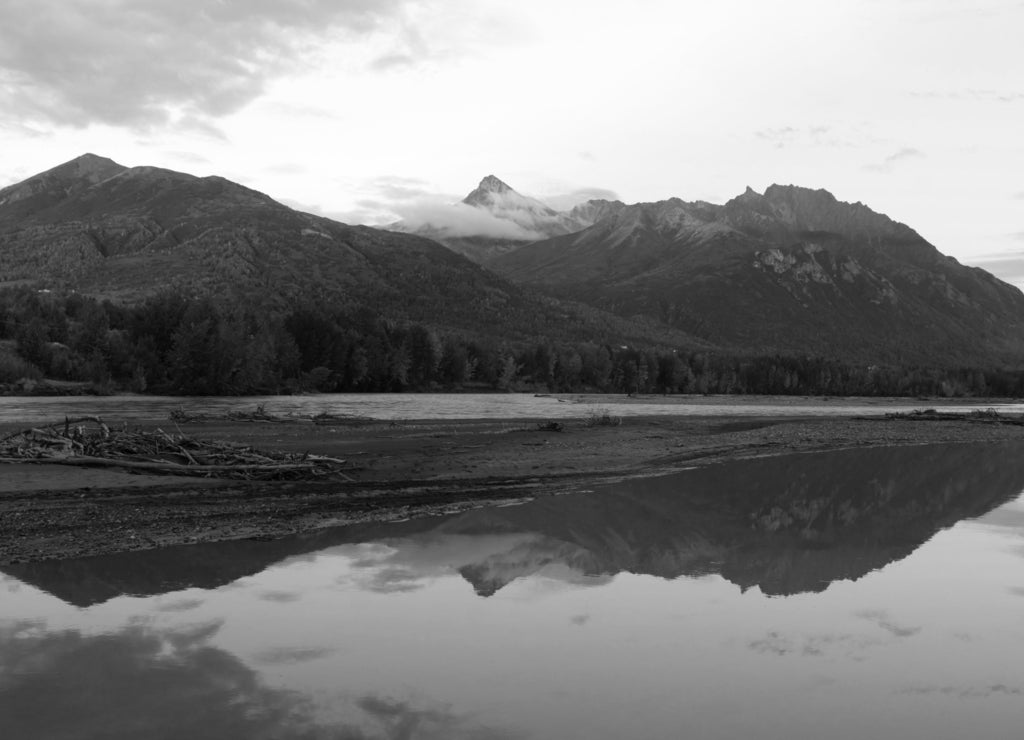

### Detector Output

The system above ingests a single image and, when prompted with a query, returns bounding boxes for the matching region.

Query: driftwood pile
[883,408,1024,426]
[170,405,372,426]
[0,416,355,481]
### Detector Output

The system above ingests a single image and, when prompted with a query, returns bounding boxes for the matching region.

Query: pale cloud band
[0,0,408,129]
[864,147,925,173]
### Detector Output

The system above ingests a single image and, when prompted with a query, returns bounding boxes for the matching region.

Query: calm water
[4,442,1024,739]
[1,392,1022,424]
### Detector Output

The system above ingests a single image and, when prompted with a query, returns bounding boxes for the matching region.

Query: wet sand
[3,404,1024,565]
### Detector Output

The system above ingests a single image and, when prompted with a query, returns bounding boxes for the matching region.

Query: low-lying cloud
[396,199,547,240]
[0,0,408,129]
[355,175,619,239]
[349,175,544,239]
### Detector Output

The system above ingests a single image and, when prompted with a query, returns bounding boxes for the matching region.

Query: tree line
[2,286,1023,397]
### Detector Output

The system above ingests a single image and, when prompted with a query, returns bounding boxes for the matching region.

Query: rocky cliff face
[491,185,1024,364]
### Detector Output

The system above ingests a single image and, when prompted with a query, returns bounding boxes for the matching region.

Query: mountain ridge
[0,155,708,349]
[489,184,1024,365]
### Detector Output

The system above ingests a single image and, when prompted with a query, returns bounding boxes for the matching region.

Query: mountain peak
[47,153,127,181]
[478,174,513,192]
[763,183,837,204]
[69,152,120,168]
[463,175,516,206]
[0,153,128,212]
[760,183,914,239]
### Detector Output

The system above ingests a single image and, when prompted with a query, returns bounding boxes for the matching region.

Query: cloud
[356,695,525,740]
[368,175,436,202]
[345,174,549,239]
[356,175,619,238]
[165,620,225,650]
[755,126,800,148]
[254,646,337,665]
[368,3,535,73]
[163,150,212,167]
[263,162,309,177]
[748,630,885,658]
[358,569,425,597]
[259,590,303,603]
[864,147,926,173]
[0,0,408,130]
[542,187,621,211]
[855,609,921,639]
[0,621,353,739]
[0,619,523,739]
[898,684,1024,698]
[370,26,438,71]
[155,597,205,613]
[395,199,547,240]
[754,125,850,150]
[911,89,1024,103]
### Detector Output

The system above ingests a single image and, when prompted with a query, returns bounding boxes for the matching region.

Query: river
[3,441,1024,739]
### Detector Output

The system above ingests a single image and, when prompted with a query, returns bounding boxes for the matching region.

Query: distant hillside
[491,185,1024,365]
[0,155,704,349]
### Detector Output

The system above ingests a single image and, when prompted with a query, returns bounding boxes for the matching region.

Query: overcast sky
[1,1,1022,283]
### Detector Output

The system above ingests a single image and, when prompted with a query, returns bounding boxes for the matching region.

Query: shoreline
[3,411,1024,565]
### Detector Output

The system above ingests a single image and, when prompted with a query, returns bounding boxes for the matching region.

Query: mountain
[0,155,701,347]
[390,175,626,264]
[491,185,1024,365]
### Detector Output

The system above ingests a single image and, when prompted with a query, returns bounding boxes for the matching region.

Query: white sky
[1,0,1022,283]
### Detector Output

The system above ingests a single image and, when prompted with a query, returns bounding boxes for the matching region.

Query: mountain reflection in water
[7,441,1024,605]
[6,442,1024,740]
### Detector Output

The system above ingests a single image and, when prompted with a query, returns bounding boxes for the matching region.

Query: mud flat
[3,407,1024,565]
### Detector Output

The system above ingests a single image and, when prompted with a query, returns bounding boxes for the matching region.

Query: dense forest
[1,286,1022,398]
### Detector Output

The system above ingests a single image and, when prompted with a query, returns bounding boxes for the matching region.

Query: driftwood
[0,416,356,481]
[170,404,286,423]
[310,411,373,426]
[170,405,372,426]
[881,408,1024,426]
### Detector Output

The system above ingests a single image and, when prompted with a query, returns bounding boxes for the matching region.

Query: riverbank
[3,410,1024,564]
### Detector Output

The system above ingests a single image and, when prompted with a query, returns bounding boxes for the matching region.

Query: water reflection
[5,443,1024,740]
[0,619,521,740]
[0,619,332,739]
[7,441,1024,606]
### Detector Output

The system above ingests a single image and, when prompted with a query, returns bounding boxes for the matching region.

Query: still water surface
[4,442,1024,738]
[1,392,1022,424]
